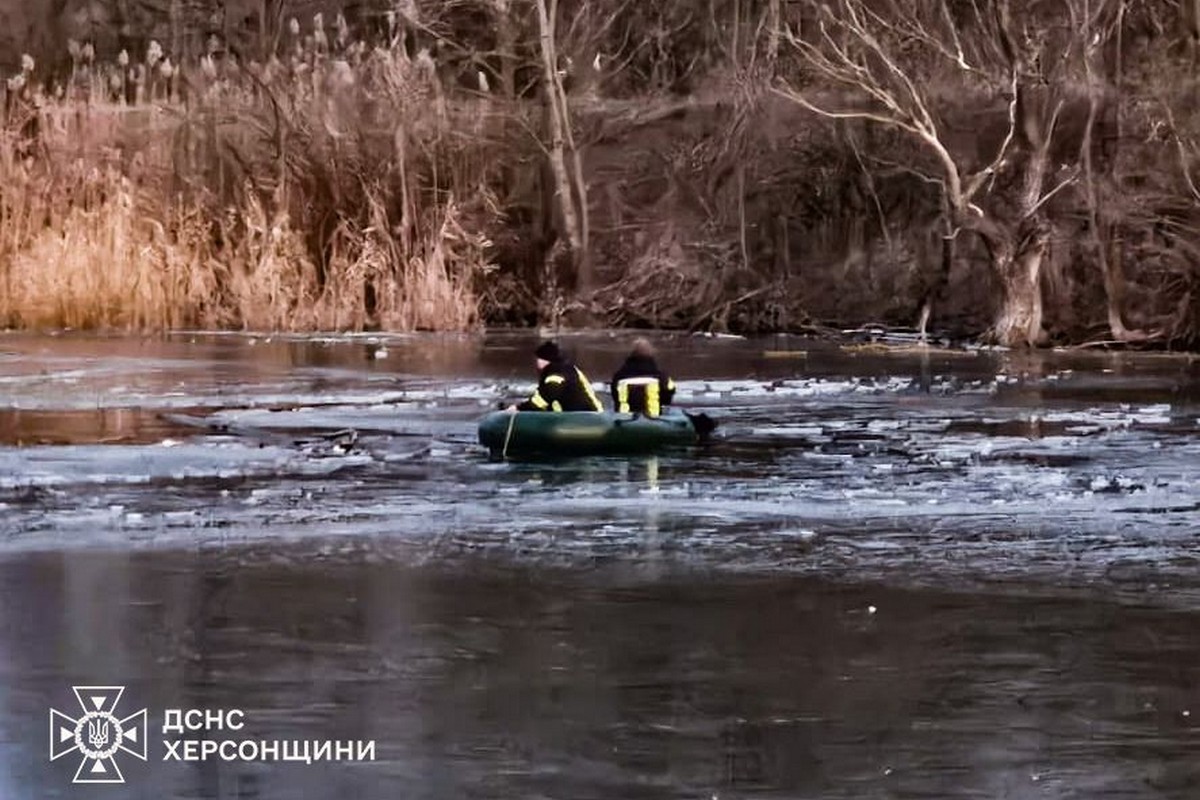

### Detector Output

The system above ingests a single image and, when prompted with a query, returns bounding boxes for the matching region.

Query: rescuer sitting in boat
[506,341,604,413]
[610,338,676,417]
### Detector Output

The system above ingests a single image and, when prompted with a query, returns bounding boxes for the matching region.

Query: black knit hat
[534,341,561,361]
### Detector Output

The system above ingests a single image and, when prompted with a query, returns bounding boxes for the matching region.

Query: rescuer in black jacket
[507,341,604,412]
[610,338,676,417]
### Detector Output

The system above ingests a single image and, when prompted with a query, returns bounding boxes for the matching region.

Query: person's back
[611,338,676,417]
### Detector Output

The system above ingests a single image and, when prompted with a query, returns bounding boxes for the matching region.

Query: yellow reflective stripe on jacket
[645,383,661,416]
[616,382,630,413]
[616,376,662,416]
[575,368,604,412]
[531,374,564,412]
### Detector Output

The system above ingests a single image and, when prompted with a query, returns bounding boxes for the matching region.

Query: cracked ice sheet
[0,442,369,490]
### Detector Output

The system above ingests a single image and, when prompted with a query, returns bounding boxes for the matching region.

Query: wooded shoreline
[1,0,1197,349]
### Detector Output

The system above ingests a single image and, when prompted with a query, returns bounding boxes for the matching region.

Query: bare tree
[776,0,1088,346]
[534,0,591,311]
[1074,0,1159,342]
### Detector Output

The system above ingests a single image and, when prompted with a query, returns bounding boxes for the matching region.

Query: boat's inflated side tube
[478,409,708,457]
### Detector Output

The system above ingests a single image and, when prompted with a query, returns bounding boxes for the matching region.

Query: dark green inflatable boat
[478,409,715,458]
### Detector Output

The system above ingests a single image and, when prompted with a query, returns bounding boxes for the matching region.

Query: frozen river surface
[0,331,1197,798]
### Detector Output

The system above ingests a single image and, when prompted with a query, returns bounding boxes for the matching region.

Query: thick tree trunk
[989,225,1049,347]
[985,73,1055,347]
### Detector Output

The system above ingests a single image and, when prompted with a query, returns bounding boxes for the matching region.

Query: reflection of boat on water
[478,409,716,459]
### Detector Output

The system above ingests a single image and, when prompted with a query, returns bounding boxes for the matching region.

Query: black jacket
[518,359,604,412]
[610,354,676,416]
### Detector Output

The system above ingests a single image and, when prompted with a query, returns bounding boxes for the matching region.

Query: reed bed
[0,14,508,331]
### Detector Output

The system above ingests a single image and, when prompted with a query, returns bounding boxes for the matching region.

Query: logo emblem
[49,686,147,784]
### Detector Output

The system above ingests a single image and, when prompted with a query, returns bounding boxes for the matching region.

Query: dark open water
[0,330,1197,798]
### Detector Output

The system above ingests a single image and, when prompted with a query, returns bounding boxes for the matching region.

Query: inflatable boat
[478,409,715,458]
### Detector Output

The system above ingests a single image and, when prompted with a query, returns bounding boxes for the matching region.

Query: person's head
[631,337,655,358]
[534,340,561,370]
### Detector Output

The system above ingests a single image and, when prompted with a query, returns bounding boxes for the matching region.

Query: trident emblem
[87,718,110,749]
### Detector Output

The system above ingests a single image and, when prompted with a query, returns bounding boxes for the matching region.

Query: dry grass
[0,14,506,332]
[1,170,220,329]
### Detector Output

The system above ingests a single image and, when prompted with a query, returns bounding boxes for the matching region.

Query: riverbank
[2,2,1198,345]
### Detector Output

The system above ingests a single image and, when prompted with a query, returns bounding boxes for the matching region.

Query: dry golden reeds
[0,12,507,333]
